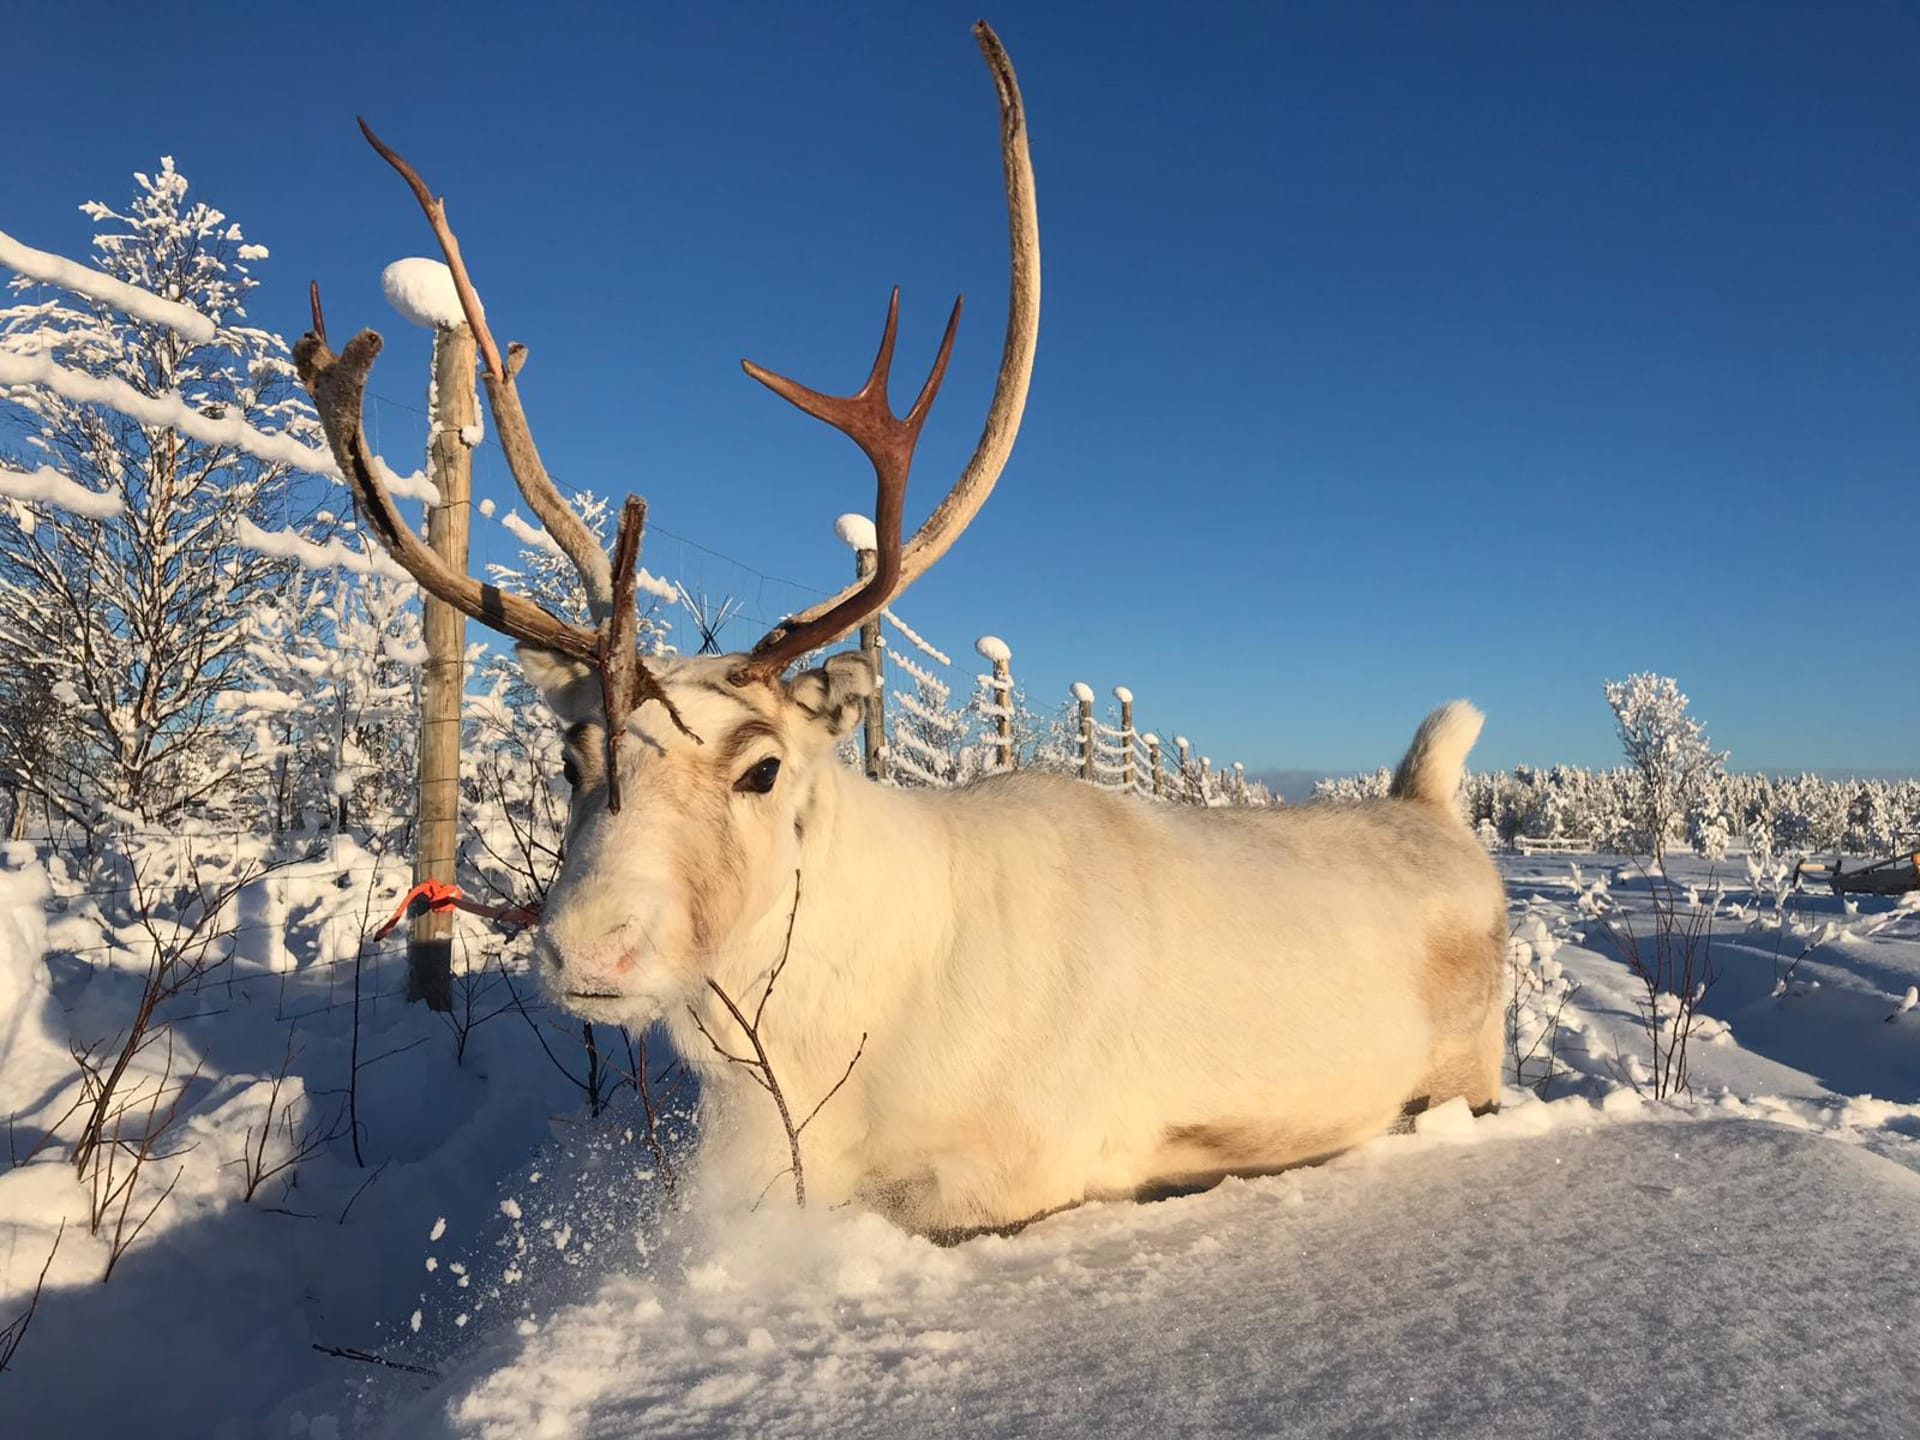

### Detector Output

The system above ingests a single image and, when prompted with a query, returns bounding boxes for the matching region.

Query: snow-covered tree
[0,159,324,823]
[220,546,422,836]
[1842,783,1898,857]
[484,489,674,649]
[1603,674,1726,862]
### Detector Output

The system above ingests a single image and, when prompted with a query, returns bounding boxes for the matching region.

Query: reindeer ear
[516,645,600,723]
[787,651,875,739]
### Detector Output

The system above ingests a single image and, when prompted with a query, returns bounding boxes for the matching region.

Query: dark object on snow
[1795,853,1920,896]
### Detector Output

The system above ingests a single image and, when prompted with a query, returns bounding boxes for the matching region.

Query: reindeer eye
[563,755,581,790]
[735,756,781,795]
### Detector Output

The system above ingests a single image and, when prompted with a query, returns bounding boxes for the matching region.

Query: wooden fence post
[1144,734,1162,799]
[976,636,1013,771]
[835,516,887,782]
[1200,756,1212,805]
[1115,686,1135,792]
[410,319,477,1012]
[1233,761,1246,806]
[1072,682,1095,782]
[1175,736,1192,803]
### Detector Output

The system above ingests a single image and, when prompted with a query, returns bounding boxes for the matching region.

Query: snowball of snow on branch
[1070,682,1095,704]
[974,635,1011,664]
[381,259,477,331]
[833,512,878,552]
[0,227,216,343]
[0,465,123,519]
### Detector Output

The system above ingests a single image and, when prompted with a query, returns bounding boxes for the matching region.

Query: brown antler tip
[308,280,328,346]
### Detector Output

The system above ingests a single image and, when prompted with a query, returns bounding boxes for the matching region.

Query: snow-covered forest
[3,87,1918,1440]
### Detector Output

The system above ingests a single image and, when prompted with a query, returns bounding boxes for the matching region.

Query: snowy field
[3,846,1919,1438]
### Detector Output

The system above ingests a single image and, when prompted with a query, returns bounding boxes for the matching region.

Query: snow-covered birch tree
[0,159,324,823]
[1603,673,1726,863]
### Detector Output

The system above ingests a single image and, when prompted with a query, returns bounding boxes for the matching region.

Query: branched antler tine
[905,295,964,430]
[740,289,901,432]
[357,116,614,617]
[736,288,964,679]
[749,20,1039,660]
[291,326,599,664]
[308,281,328,348]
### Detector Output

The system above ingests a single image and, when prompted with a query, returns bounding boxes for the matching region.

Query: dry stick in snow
[687,870,867,1207]
[0,1218,63,1372]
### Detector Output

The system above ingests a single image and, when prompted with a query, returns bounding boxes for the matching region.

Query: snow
[1113,685,1133,705]
[0,350,337,478]
[883,609,950,665]
[833,512,877,552]
[0,464,122,519]
[497,510,562,559]
[1070,681,1094,704]
[0,226,216,343]
[381,260,475,332]
[237,518,413,583]
[1139,732,1159,747]
[390,1116,1920,1440]
[973,635,1010,665]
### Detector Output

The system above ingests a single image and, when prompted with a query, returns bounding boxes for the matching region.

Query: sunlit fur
[522,649,1505,1235]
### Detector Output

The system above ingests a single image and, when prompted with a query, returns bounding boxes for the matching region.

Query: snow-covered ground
[3,845,1917,1437]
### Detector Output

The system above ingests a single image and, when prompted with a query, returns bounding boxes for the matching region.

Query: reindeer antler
[743,20,1040,673]
[295,135,698,809]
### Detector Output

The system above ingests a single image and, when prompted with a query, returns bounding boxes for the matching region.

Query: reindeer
[295,22,1506,1235]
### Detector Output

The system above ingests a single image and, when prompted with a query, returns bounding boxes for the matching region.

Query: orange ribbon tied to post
[372,880,541,941]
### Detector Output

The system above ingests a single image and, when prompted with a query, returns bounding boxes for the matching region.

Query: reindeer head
[512,650,871,1019]
[293,22,1038,1023]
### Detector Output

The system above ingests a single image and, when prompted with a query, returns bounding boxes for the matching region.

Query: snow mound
[973,635,1010,664]
[834,513,878,552]
[1070,682,1094,704]
[382,259,475,331]
[1113,685,1133,705]
[392,1119,1920,1438]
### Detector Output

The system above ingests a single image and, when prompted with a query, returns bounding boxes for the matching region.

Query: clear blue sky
[7,2,1917,775]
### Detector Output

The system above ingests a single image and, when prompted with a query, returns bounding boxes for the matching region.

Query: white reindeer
[296,22,1506,1234]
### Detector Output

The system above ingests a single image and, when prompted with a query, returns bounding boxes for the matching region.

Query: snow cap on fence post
[1142,733,1163,798]
[381,258,478,331]
[833,512,879,553]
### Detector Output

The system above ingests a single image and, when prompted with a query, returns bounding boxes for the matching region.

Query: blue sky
[7,2,1917,775]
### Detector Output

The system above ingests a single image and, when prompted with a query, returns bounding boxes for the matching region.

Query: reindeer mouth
[565,989,626,1000]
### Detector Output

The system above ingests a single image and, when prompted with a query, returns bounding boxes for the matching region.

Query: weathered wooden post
[1115,686,1135,792]
[836,514,886,781]
[410,315,478,1011]
[1233,761,1247,806]
[976,636,1013,771]
[1175,736,1193,803]
[1200,756,1212,806]
[1072,682,1095,782]
[1144,734,1162,799]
